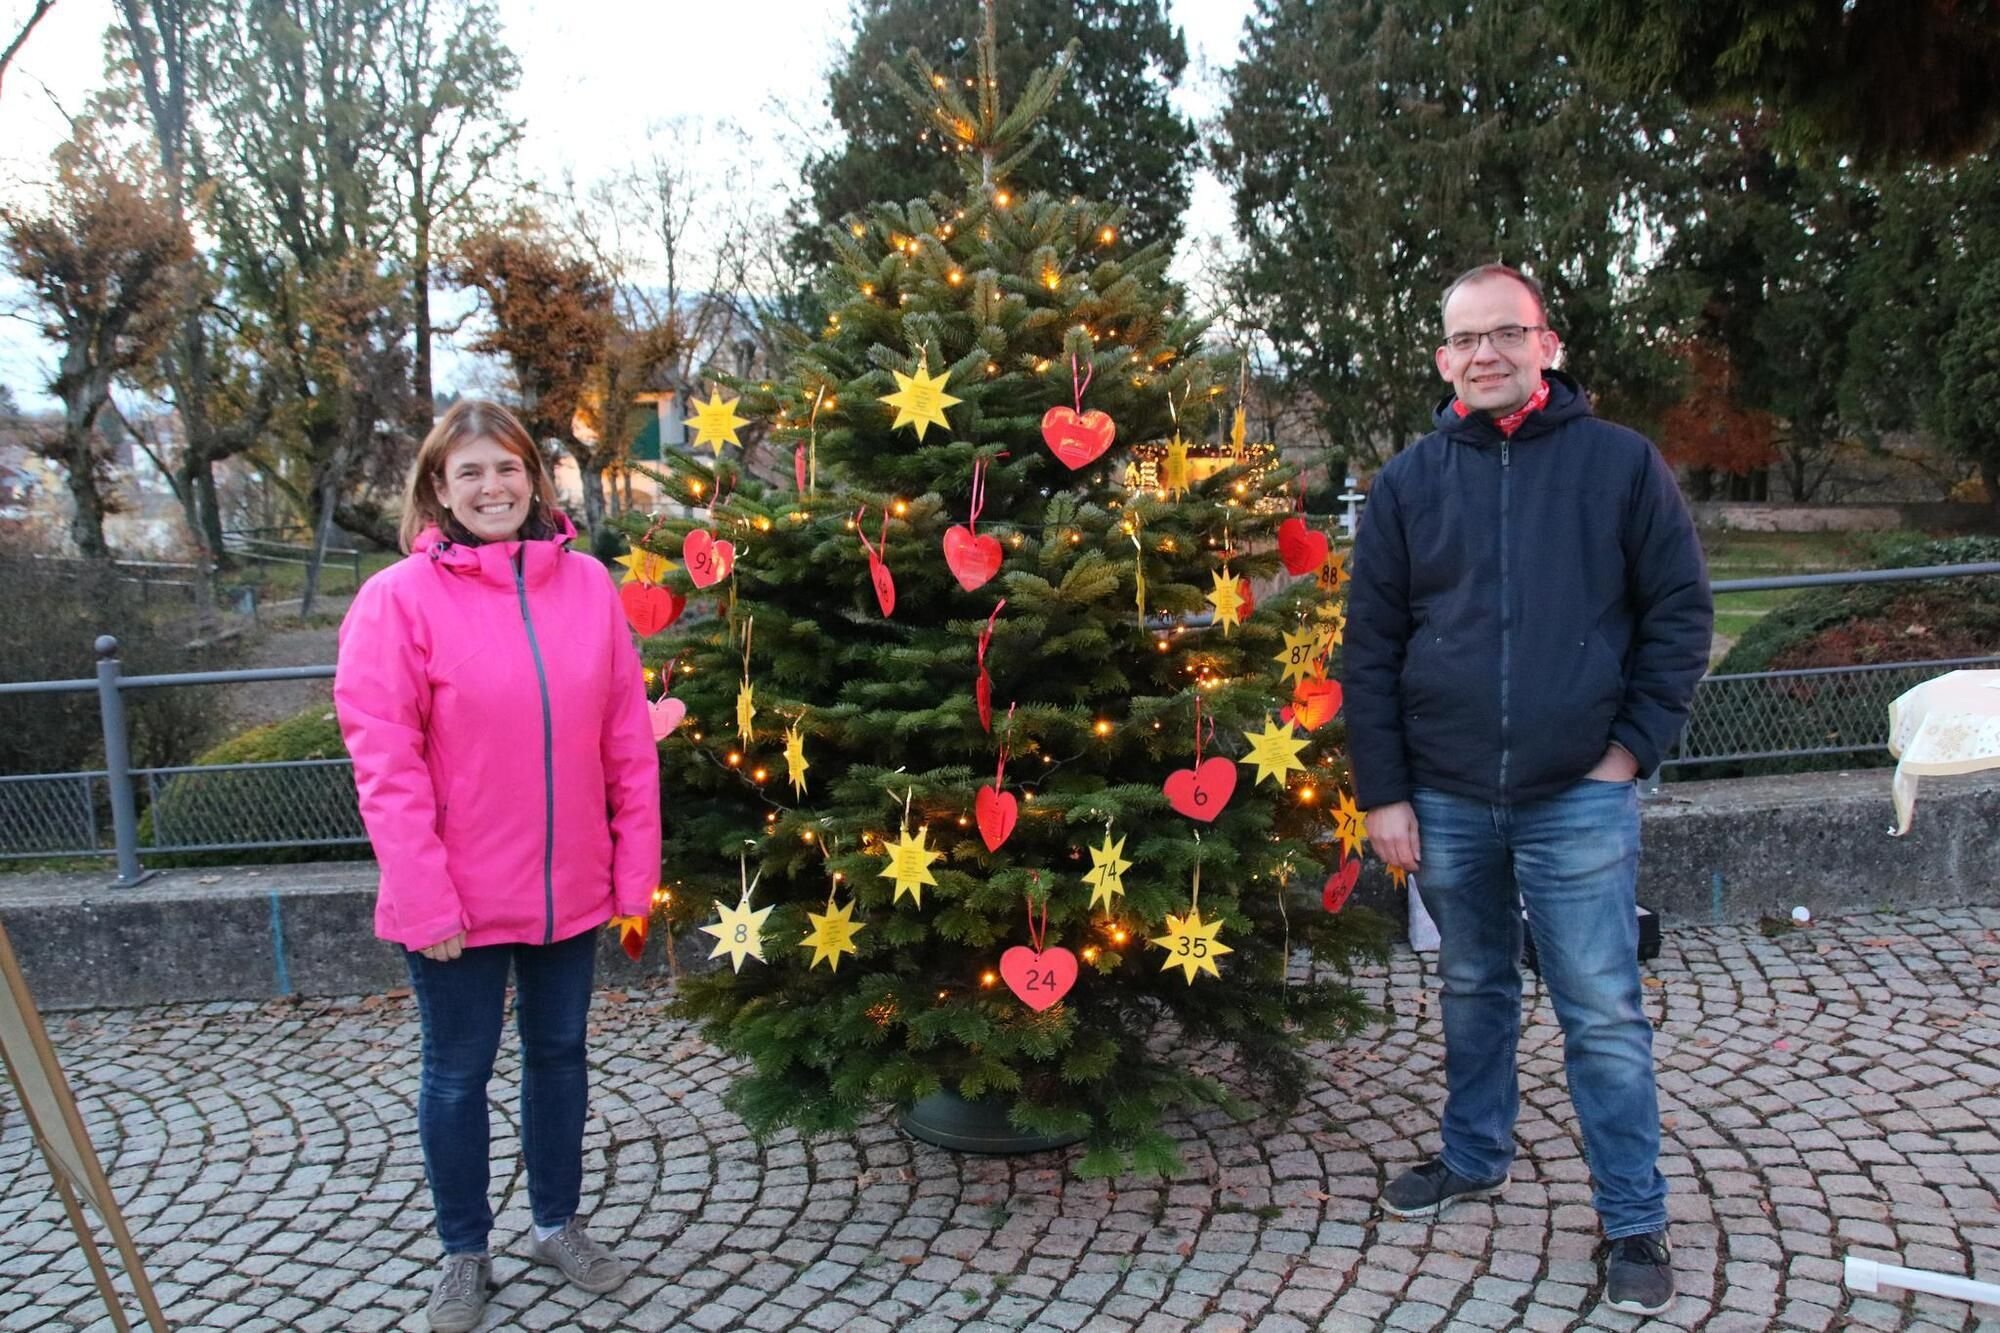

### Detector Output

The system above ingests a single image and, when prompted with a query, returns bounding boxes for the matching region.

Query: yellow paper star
[800,897,865,971]
[608,913,647,957]
[1316,547,1349,593]
[1151,906,1232,984]
[878,824,941,906]
[736,681,756,743]
[1164,436,1191,497]
[1207,568,1246,634]
[1314,612,1346,667]
[1134,557,1147,622]
[878,361,961,440]
[784,724,810,795]
[1230,406,1247,458]
[1333,789,1368,861]
[1084,832,1132,912]
[1275,626,1324,686]
[701,893,774,972]
[1242,715,1310,788]
[615,546,675,586]
[1386,862,1407,890]
[685,387,749,455]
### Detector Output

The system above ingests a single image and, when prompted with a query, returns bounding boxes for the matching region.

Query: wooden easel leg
[98,1184,170,1332]
[50,1170,130,1333]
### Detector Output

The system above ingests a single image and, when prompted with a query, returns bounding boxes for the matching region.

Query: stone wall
[1690,501,1998,534]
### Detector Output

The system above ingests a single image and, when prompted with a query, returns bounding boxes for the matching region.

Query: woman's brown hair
[399,399,563,551]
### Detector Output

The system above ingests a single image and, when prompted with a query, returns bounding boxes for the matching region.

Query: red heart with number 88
[999,944,1078,1011]
[1163,755,1237,822]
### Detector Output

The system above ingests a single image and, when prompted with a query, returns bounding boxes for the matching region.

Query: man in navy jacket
[1342,263,1711,1318]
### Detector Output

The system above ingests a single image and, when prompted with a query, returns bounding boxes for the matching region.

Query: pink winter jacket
[334,516,662,950]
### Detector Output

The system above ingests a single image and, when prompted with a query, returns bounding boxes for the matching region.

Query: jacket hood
[1434,370,1592,446]
[411,508,578,589]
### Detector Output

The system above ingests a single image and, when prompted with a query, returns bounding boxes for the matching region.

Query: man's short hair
[1440,263,1548,326]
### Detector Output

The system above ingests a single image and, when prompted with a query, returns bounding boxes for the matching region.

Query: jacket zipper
[1498,438,1512,797]
[514,548,557,945]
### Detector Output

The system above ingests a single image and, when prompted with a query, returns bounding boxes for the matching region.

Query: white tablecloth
[1887,669,2000,835]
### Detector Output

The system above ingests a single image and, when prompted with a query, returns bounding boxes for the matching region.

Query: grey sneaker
[426,1252,491,1333]
[527,1218,630,1294]
[1604,1230,1674,1315]
[1379,1157,1509,1219]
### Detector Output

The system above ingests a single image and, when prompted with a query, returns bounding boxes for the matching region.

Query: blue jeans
[404,927,597,1254]
[1411,779,1667,1239]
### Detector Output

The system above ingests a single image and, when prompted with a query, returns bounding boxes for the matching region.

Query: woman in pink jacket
[335,399,660,1332]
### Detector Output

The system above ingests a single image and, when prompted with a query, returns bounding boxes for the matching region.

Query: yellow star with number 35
[1242,715,1310,787]
[615,546,675,586]
[736,681,756,743]
[1207,569,1245,634]
[684,387,749,455]
[1275,626,1324,686]
[1333,788,1368,861]
[878,361,961,440]
[879,824,941,906]
[784,724,810,795]
[800,897,864,971]
[1084,832,1132,911]
[1152,906,1232,984]
[701,893,773,972]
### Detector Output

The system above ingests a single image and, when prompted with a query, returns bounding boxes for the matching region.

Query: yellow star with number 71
[800,897,864,971]
[1333,788,1367,860]
[1207,569,1245,634]
[1275,626,1323,686]
[1242,715,1309,787]
[685,387,749,455]
[736,681,756,743]
[878,361,960,440]
[1084,832,1132,911]
[616,546,675,586]
[784,724,810,795]
[1152,906,1232,983]
[701,893,773,972]
[879,824,941,906]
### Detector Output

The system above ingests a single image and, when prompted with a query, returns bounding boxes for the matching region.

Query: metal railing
[222,528,364,589]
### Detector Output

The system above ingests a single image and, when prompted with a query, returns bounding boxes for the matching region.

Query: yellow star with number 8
[684,387,749,455]
[1242,715,1310,787]
[878,361,960,439]
[1152,906,1232,983]
[701,894,773,972]
[800,897,864,971]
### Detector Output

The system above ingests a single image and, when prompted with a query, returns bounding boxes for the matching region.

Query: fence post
[94,635,153,887]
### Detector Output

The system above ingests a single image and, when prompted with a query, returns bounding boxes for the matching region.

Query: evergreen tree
[635,31,1378,1176]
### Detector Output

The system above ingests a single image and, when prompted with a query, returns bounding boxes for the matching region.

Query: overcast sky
[0,0,1254,409]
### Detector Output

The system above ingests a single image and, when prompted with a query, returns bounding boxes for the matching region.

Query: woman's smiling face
[433,434,532,542]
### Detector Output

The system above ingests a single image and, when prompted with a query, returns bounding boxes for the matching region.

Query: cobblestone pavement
[7,906,2000,1332]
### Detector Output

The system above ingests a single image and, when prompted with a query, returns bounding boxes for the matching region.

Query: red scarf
[1454,378,1550,437]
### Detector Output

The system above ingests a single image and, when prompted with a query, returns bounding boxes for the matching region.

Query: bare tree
[0,0,57,96]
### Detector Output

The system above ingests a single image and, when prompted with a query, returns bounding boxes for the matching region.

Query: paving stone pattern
[6,907,2000,1331]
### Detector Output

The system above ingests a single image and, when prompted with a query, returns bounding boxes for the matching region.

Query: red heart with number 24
[619,582,685,636]
[1322,857,1360,913]
[975,784,1018,851]
[1277,517,1330,576]
[1163,756,1237,823]
[943,525,1003,591]
[1040,406,1117,470]
[999,944,1078,1011]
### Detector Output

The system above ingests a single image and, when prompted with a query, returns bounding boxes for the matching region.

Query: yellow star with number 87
[878,361,961,439]
[685,387,750,455]
[701,893,773,972]
[1275,627,1323,686]
[1207,569,1245,634]
[1152,906,1232,984]
[800,897,864,971]
[1242,715,1310,787]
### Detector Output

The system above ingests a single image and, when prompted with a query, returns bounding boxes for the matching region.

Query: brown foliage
[1658,339,1780,479]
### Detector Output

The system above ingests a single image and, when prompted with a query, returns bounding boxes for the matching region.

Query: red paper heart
[943,525,1004,592]
[999,944,1078,1011]
[619,582,684,636]
[648,696,686,741]
[684,530,734,588]
[1291,678,1343,731]
[1277,517,1331,577]
[976,670,993,733]
[1322,858,1361,913]
[1237,577,1256,620]
[794,444,808,493]
[1163,755,1237,822]
[975,784,1018,851]
[1039,405,1117,470]
[868,553,895,617]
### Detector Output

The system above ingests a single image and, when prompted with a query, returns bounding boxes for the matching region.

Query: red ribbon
[967,458,986,534]
[1024,887,1048,953]
[1070,353,1094,413]
[855,506,890,563]
[995,701,1016,787]
[1192,695,1213,764]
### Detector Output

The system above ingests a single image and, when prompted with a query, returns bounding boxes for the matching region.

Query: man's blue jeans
[1411,779,1667,1239]
[404,927,597,1255]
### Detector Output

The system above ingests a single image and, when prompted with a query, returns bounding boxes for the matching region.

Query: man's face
[1435,276,1562,417]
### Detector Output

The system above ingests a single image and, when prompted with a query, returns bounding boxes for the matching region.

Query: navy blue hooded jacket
[1340,372,1712,809]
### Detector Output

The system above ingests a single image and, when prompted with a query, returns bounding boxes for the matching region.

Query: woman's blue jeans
[1411,779,1667,1240]
[404,927,597,1255]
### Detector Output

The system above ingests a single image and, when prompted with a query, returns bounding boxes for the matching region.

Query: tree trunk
[193,458,231,570]
[300,466,341,619]
[1982,457,2000,513]
[578,454,608,536]
[412,189,434,423]
[63,425,113,560]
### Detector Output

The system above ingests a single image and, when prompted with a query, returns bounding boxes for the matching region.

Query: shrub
[142,703,364,864]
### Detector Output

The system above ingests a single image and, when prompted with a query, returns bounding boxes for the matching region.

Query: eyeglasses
[1441,324,1547,354]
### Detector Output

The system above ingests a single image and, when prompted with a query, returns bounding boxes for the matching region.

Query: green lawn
[1700,529,1914,656]
[224,548,401,603]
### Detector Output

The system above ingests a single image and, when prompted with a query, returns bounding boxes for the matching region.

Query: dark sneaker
[426,1252,490,1333]
[527,1218,630,1294]
[1604,1230,1674,1315]
[1378,1157,1509,1218]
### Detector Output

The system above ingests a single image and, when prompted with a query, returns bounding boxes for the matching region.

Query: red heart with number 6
[1039,406,1117,470]
[1163,755,1237,823]
[943,525,1003,591]
[1322,857,1361,913]
[619,582,684,636]
[683,530,735,588]
[1277,517,1330,576]
[975,784,1018,851]
[999,944,1078,1011]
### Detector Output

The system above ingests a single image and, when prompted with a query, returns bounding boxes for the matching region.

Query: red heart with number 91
[999,944,1078,1011]
[683,530,735,588]
[1163,755,1237,822]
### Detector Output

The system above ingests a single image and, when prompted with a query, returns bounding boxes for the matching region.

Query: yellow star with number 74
[1333,788,1367,860]
[1242,715,1309,787]
[784,724,810,795]
[800,897,864,971]
[879,824,941,906]
[615,546,675,586]
[685,387,749,454]
[1207,569,1245,634]
[1084,832,1132,911]
[736,681,756,743]
[878,361,960,440]
[1152,906,1232,983]
[701,893,773,972]
[1275,627,1323,686]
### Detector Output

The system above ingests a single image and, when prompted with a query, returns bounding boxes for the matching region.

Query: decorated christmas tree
[624,17,1381,1176]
